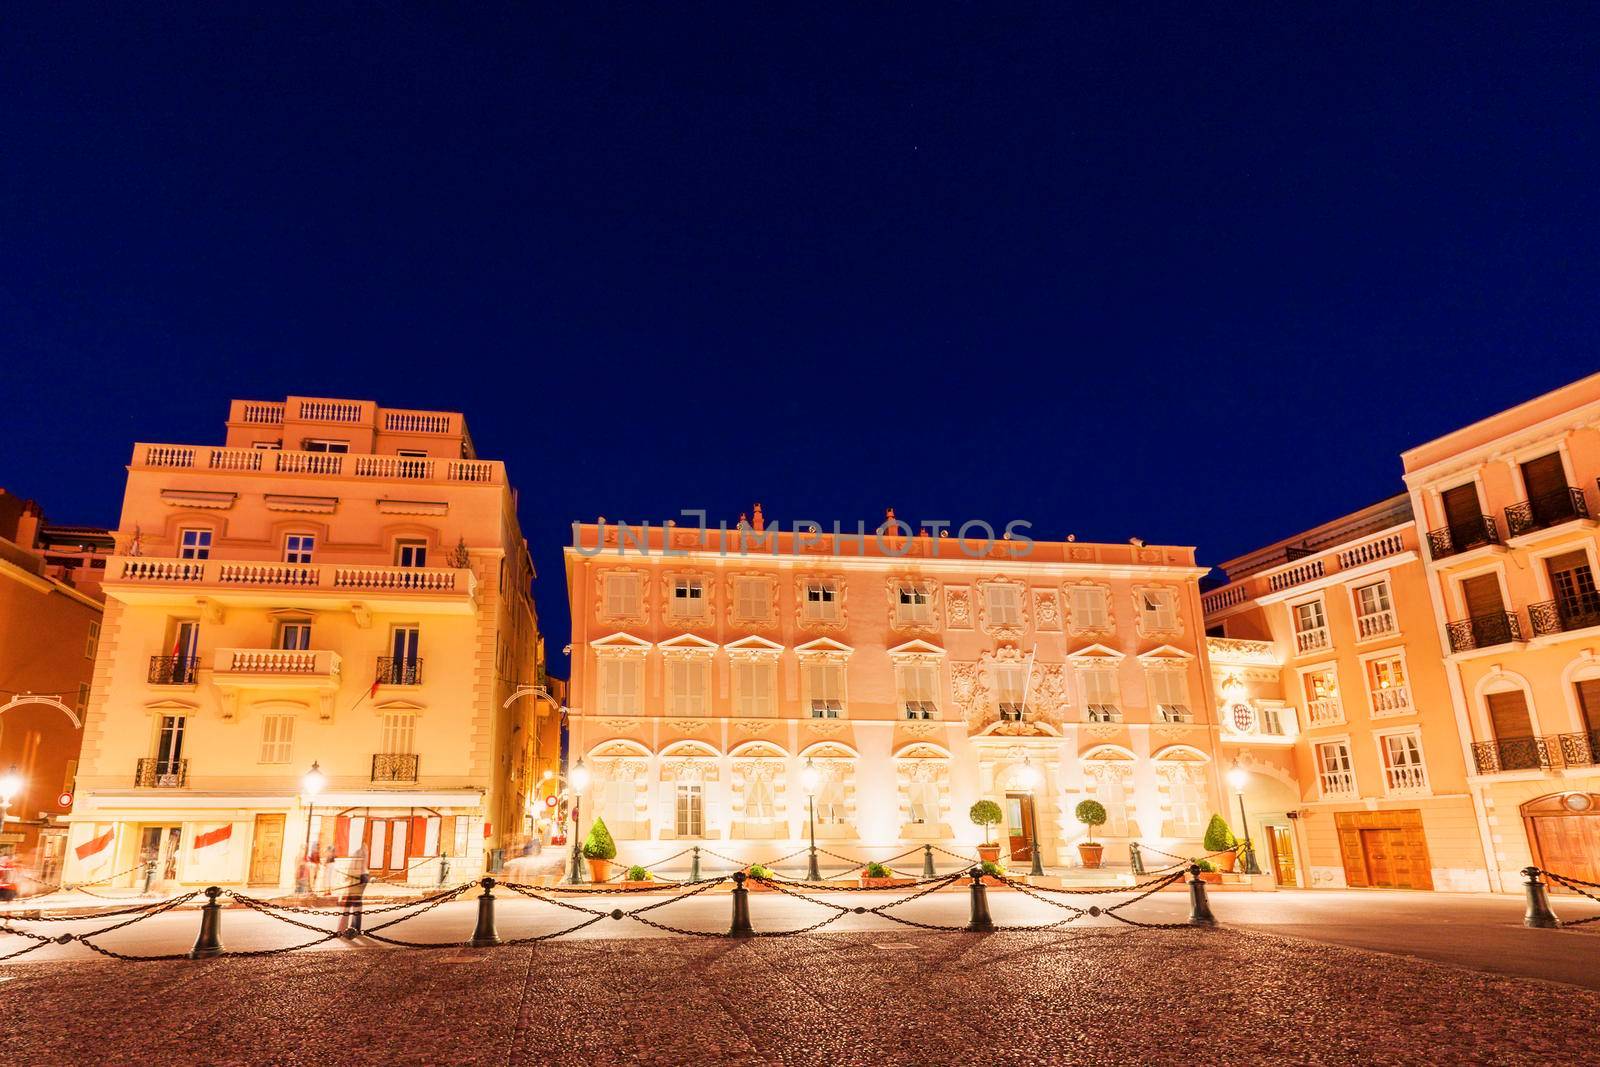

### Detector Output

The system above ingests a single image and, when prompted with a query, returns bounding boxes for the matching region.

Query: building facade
[62,397,547,890]
[0,491,109,883]
[563,514,1241,872]
[1203,497,1488,891]
[1402,371,1600,892]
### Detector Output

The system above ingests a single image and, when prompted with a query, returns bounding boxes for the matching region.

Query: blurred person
[337,843,369,935]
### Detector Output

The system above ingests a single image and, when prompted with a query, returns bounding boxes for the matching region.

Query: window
[745,775,776,820]
[817,775,846,823]
[984,584,1022,627]
[907,780,940,825]
[675,784,704,837]
[1166,771,1204,835]
[1292,599,1328,654]
[1259,704,1288,735]
[1353,580,1395,639]
[1315,741,1356,797]
[395,539,428,568]
[302,439,350,453]
[669,577,705,617]
[253,440,282,450]
[896,586,932,626]
[805,660,846,718]
[667,657,710,717]
[994,665,1028,720]
[1138,589,1179,632]
[85,620,100,660]
[1146,667,1191,722]
[599,658,643,716]
[733,659,777,717]
[75,683,90,716]
[260,714,294,764]
[1091,773,1130,837]
[155,715,186,773]
[803,581,840,623]
[1068,586,1110,633]
[283,534,316,564]
[734,577,768,621]
[1368,656,1411,716]
[600,778,635,826]
[178,528,212,560]
[1380,732,1427,794]
[897,661,940,720]
[1303,668,1342,726]
[387,626,420,684]
[1081,666,1120,722]
[381,712,417,755]
[603,572,641,618]
[277,621,312,650]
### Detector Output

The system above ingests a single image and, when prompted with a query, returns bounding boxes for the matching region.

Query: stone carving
[945,586,973,629]
[1033,589,1061,631]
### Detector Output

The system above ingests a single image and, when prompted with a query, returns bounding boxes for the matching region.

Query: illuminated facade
[564,515,1237,871]
[61,397,550,890]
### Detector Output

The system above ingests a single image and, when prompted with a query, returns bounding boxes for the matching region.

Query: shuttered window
[381,712,416,754]
[1441,483,1482,529]
[1520,453,1567,500]
[1460,574,1504,619]
[734,659,776,717]
[1576,679,1600,733]
[1486,690,1534,740]
[599,658,642,715]
[259,714,294,764]
[985,584,1022,626]
[667,657,710,716]
[603,573,641,617]
[1068,586,1110,631]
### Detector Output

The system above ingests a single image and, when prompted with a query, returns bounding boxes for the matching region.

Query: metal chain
[229,883,474,916]
[72,892,202,962]
[0,894,196,923]
[1541,870,1600,926]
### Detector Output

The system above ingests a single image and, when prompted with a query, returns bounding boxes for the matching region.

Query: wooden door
[1525,793,1600,893]
[1005,794,1034,862]
[1267,825,1298,886]
[1335,810,1433,890]
[249,815,285,885]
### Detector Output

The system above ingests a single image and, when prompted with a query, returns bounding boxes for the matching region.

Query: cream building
[563,513,1237,873]
[62,397,548,890]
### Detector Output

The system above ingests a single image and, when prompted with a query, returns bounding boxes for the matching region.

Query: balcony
[135,758,188,788]
[1294,626,1331,656]
[212,648,342,686]
[1426,515,1502,560]
[107,557,476,615]
[1318,770,1356,798]
[148,655,199,685]
[1556,730,1600,767]
[1527,598,1600,639]
[1445,612,1523,654]
[1306,698,1343,727]
[134,442,500,485]
[1383,764,1429,796]
[376,656,423,686]
[1505,487,1589,538]
[372,753,421,782]
[1370,684,1413,717]
[1355,609,1397,641]
[1471,736,1558,774]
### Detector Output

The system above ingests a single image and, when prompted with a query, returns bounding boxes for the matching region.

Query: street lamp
[568,759,590,885]
[800,758,822,881]
[1226,764,1262,875]
[0,765,22,827]
[1017,756,1044,877]
[301,761,325,863]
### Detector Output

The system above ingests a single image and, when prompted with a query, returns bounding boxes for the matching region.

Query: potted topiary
[1203,814,1238,872]
[1074,799,1108,868]
[1191,857,1221,885]
[621,864,655,889]
[581,817,618,882]
[970,800,1004,864]
[859,861,913,889]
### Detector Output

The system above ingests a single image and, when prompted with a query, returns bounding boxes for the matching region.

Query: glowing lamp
[1016,757,1041,791]
[302,761,326,798]
[800,758,821,796]
[0,767,24,804]
[1227,766,1248,793]
[570,760,590,794]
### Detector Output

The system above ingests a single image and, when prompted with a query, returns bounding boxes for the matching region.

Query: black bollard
[966,868,995,933]
[923,845,936,879]
[1187,864,1217,926]
[728,871,754,938]
[1129,842,1145,876]
[469,877,501,947]
[690,846,701,883]
[1521,866,1561,929]
[189,886,224,959]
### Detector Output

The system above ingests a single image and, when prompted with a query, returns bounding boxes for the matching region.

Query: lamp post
[1017,756,1044,877]
[1226,764,1262,875]
[301,761,325,863]
[800,758,821,881]
[568,759,590,885]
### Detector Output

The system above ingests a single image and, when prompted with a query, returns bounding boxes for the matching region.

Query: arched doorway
[1522,792,1600,891]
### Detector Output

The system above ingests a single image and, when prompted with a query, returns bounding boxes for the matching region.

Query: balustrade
[1505,487,1588,538]
[1446,612,1522,653]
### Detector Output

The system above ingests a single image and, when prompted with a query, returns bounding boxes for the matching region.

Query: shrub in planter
[744,863,777,891]
[624,864,653,884]
[864,861,892,878]
[978,859,1008,886]
[1191,857,1221,884]
[582,817,618,881]
[970,800,1004,862]
[1074,799,1108,869]
[1203,814,1239,872]
[859,860,912,888]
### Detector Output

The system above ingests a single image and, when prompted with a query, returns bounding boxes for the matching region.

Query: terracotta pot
[619,880,659,890]
[1198,871,1222,885]
[585,857,613,882]
[1216,849,1238,873]
[977,844,1001,864]
[980,875,1009,887]
[1077,842,1104,869]
[858,877,915,889]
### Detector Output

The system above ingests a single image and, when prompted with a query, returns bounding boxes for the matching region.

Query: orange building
[0,490,110,885]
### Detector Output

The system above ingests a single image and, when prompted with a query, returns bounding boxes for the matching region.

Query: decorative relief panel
[597,718,641,734]
[734,719,776,736]
[945,586,973,630]
[950,660,983,723]
[885,576,942,635]
[793,573,848,633]
[1033,589,1061,632]
[805,719,848,738]
[975,576,1029,640]
[899,720,940,739]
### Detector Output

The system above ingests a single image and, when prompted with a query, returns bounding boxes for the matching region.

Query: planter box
[858,877,916,889]
[618,880,661,890]
[1197,872,1222,885]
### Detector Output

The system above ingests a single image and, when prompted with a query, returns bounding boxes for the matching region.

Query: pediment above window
[1067,643,1126,666]
[656,633,719,658]
[795,636,854,657]
[887,638,945,659]
[591,632,652,657]
[723,634,784,660]
[1138,644,1195,664]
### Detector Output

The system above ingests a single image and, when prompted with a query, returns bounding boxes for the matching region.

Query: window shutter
[1577,679,1600,732]
[1441,483,1482,528]
[1520,453,1566,500]
[334,816,350,857]
[1460,575,1505,618]
[1486,691,1533,740]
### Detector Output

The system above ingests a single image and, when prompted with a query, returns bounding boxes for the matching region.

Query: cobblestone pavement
[7,927,1600,1065]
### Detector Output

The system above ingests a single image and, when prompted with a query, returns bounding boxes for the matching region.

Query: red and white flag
[75,828,113,861]
[193,824,232,850]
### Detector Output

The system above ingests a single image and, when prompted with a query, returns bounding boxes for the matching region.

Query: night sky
[4,7,1596,671]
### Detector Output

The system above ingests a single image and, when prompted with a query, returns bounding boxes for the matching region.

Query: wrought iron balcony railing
[1445,611,1522,653]
[1556,729,1600,767]
[376,656,422,686]
[371,752,420,782]
[1425,515,1501,560]
[1505,487,1589,538]
[1528,598,1600,638]
[1470,736,1557,775]
[148,655,199,685]
[135,758,188,787]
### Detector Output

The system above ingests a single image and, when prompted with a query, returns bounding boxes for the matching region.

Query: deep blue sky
[3,6,1596,671]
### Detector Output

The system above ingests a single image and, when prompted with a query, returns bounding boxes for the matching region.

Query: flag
[194,824,232,849]
[75,828,113,861]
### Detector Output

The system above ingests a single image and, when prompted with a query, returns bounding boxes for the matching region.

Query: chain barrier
[994,870,1189,930]
[1534,868,1600,927]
